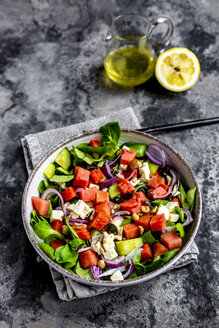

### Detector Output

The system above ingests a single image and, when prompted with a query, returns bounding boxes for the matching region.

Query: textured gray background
[0,0,218,327]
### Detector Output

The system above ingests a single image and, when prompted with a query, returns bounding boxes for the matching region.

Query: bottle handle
[151,17,174,54]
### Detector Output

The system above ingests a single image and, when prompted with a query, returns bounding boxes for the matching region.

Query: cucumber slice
[55,147,71,170]
[43,163,56,180]
[56,167,70,175]
[147,160,159,177]
[116,237,143,256]
[49,175,74,183]
[109,183,121,200]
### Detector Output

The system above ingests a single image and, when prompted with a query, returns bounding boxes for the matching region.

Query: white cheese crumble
[130,177,141,186]
[169,213,180,222]
[165,202,179,213]
[89,183,99,190]
[101,232,118,260]
[110,270,124,281]
[139,162,151,182]
[50,210,63,223]
[119,163,128,170]
[157,204,170,221]
[67,200,91,219]
[122,146,130,150]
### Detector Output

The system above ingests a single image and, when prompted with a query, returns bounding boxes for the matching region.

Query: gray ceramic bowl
[22,130,202,287]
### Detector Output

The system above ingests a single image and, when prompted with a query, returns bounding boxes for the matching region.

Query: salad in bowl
[23,122,201,285]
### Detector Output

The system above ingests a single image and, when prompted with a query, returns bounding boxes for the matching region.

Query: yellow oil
[104,46,155,87]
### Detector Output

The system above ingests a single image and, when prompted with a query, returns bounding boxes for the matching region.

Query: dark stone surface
[0,0,218,327]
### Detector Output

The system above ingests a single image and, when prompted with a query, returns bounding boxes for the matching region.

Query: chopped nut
[138,225,144,235]
[73,222,81,226]
[122,237,127,240]
[128,159,139,171]
[142,205,150,213]
[124,215,131,219]
[132,213,139,221]
[98,259,106,270]
[150,206,158,214]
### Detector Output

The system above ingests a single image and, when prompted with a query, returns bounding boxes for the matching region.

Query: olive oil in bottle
[104,46,155,87]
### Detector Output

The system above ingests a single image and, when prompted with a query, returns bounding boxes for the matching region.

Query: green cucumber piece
[49,175,74,183]
[109,183,121,200]
[147,160,159,177]
[56,167,70,175]
[116,237,143,256]
[55,147,71,170]
[43,163,56,180]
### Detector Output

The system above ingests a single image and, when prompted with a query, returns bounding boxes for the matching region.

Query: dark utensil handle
[137,117,219,133]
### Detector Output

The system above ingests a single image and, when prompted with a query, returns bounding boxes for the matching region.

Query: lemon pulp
[104,46,155,87]
[155,48,200,92]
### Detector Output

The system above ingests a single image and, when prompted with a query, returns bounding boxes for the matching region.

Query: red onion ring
[77,246,91,253]
[41,188,64,206]
[75,187,86,193]
[55,207,63,211]
[69,218,88,224]
[102,161,113,178]
[182,208,193,226]
[77,244,84,251]
[111,215,124,222]
[100,176,117,189]
[126,170,137,181]
[98,264,129,278]
[91,266,103,280]
[102,256,126,268]
[114,210,131,216]
[123,260,134,279]
[146,144,167,167]
[126,246,144,261]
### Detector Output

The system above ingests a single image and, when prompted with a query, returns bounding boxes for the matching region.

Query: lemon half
[155,48,200,92]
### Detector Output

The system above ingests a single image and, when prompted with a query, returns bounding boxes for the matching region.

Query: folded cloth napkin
[21,106,199,301]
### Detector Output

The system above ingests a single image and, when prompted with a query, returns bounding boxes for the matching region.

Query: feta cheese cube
[50,210,63,223]
[92,241,102,255]
[139,162,151,182]
[157,204,170,220]
[102,232,118,260]
[110,270,124,281]
[165,202,179,213]
[67,200,91,219]
[130,177,140,186]
[119,163,128,170]
[89,183,99,190]
[169,213,180,222]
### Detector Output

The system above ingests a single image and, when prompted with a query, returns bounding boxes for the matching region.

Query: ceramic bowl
[22,130,202,287]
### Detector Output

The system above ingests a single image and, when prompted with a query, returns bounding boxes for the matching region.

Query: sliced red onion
[115,169,122,176]
[111,215,124,222]
[77,246,91,253]
[75,187,86,193]
[41,188,64,206]
[100,176,117,188]
[126,246,144,261]
[114,210,131,216]
[123,260,134,279]
[62,203,70,219]
[163,226,175,233]
[125,170,137,181]
[146,144,167,167]
[69,218,88,224]
[171,180,180,197]
[98,264,129,278]
[182,208,193,226]
[102,161,114,178]
[91,266,103,280]
[102,256,126,268]
[109,154,122,169]
[55,206,63,211]
[77,244,84,251]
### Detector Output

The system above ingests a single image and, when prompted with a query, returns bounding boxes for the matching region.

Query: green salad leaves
[71,122,121,166]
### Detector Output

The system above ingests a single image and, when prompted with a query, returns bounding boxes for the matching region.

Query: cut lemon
[155,48,200,92]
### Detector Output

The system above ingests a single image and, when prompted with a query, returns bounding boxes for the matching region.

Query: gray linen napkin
[21,107,199,301]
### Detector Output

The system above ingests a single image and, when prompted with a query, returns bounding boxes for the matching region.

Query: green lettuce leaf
[55,244,78,264]
[186,187,196,212]
[39,242,55,260]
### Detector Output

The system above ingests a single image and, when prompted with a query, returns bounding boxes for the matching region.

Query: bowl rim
[22,129,202,287]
